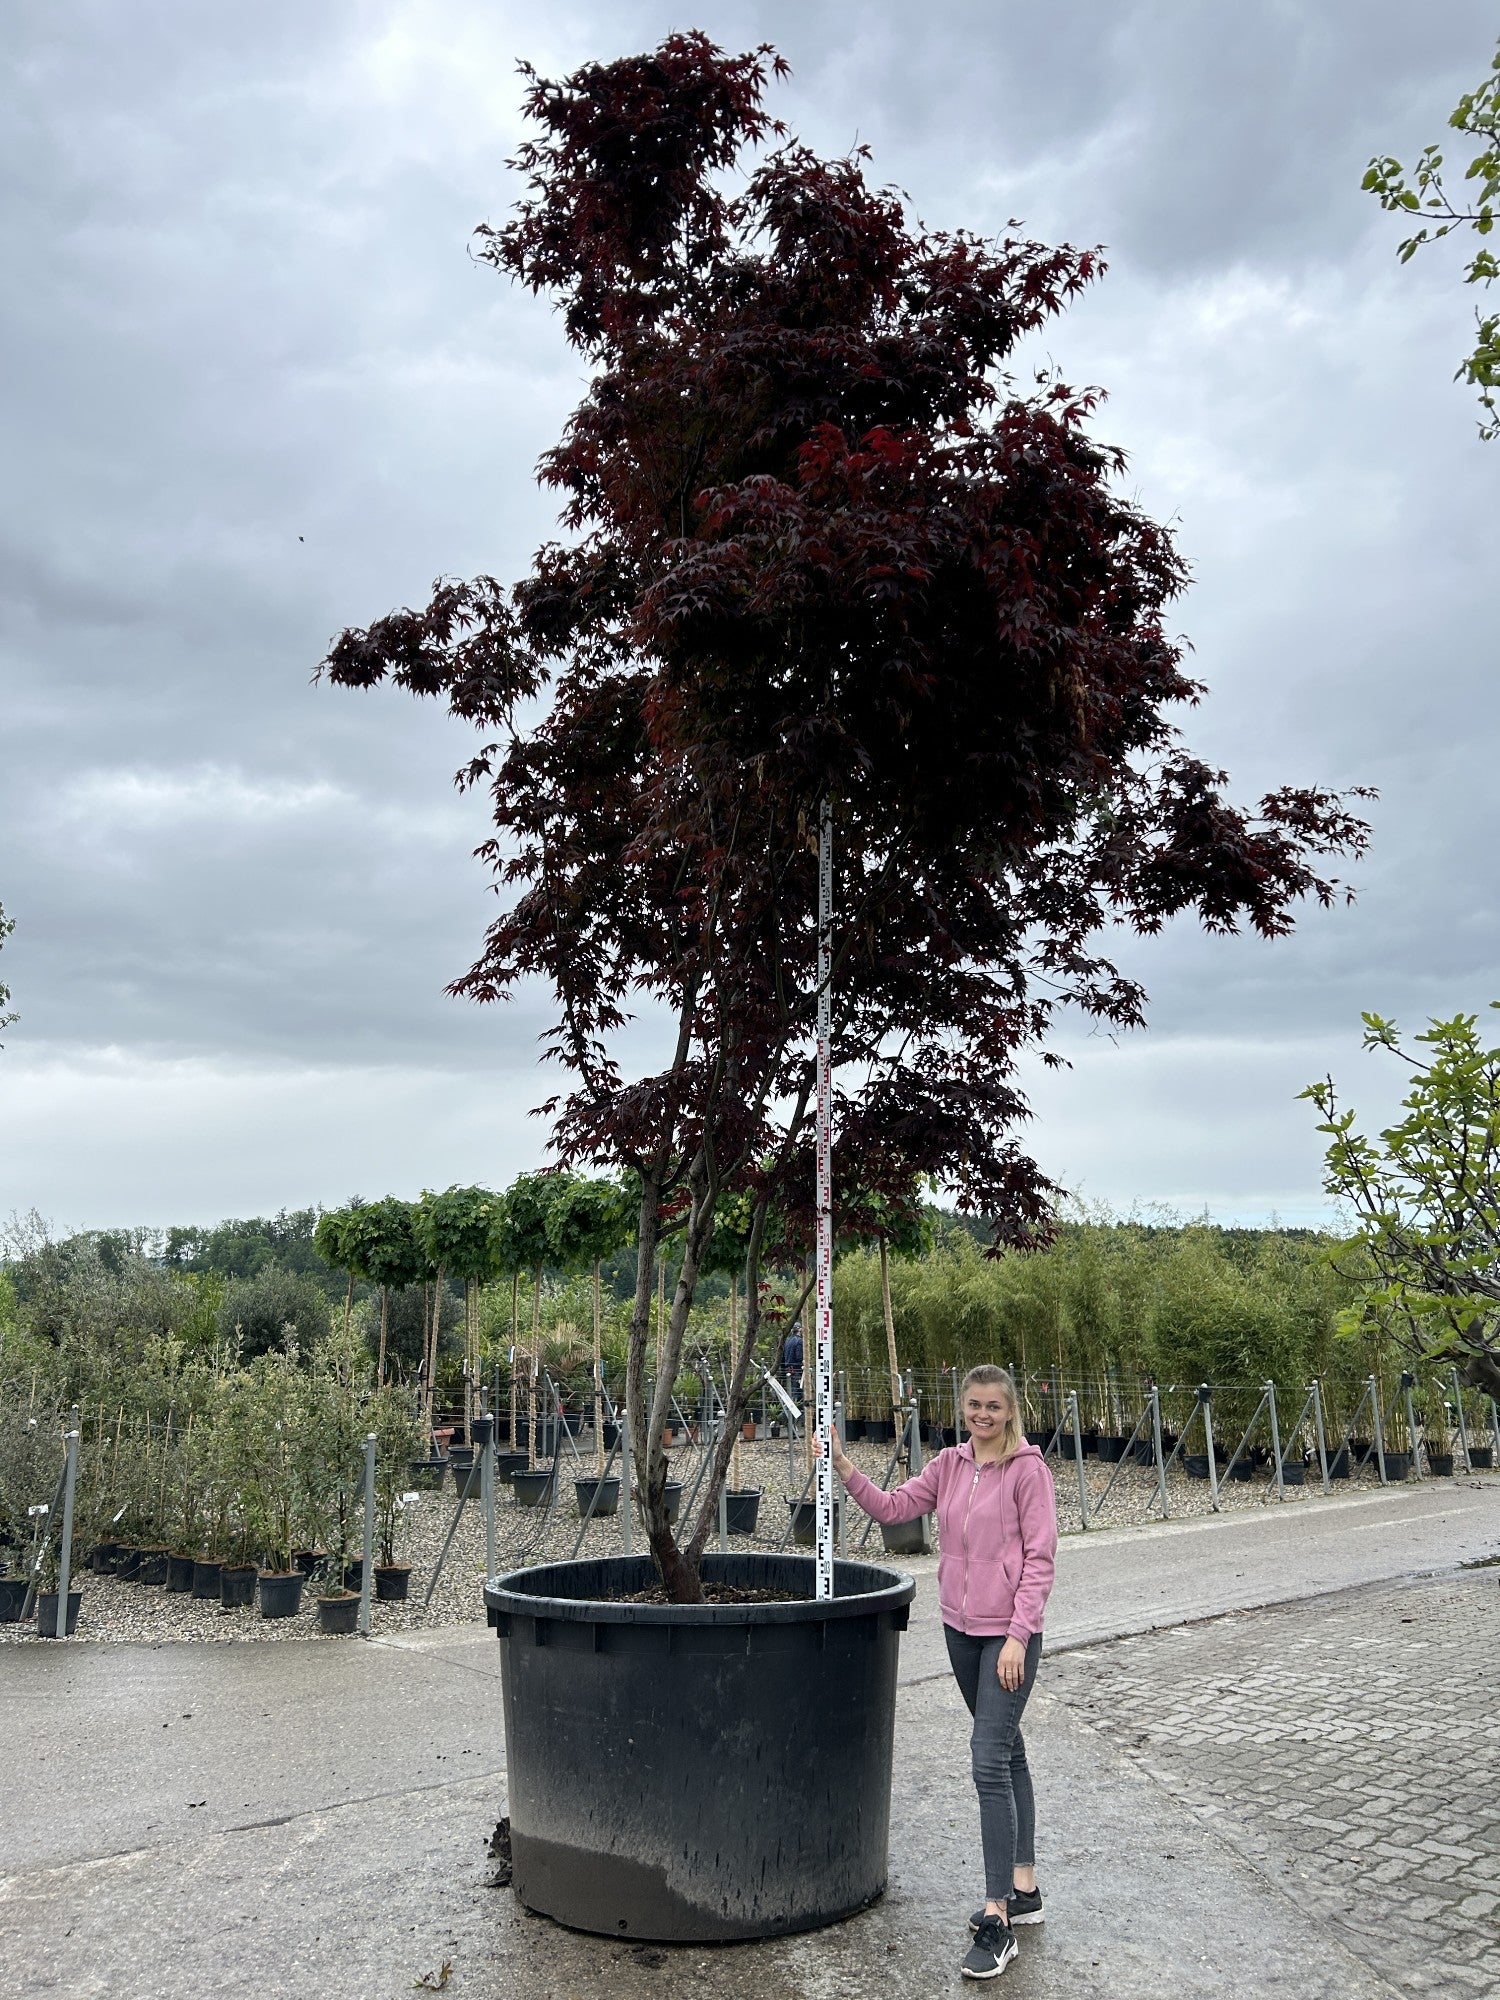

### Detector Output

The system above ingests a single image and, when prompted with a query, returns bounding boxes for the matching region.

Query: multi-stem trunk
[527,1269,542,1469]
[377,1286,389,1387]
[423,1265,446,1437]
[880,1235,902,1425]
[508,1271,519,1450]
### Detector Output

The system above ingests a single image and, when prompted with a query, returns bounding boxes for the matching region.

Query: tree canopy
[324,35,1370,1593]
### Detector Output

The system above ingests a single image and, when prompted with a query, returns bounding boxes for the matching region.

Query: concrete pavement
[4,1477,1497,1998]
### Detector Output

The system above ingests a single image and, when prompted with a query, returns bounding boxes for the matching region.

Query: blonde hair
[960,1365,1023,1463]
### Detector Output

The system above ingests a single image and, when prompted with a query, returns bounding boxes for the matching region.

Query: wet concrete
[5,1479,1494,1998]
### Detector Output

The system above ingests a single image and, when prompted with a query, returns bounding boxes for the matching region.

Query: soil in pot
[317,1591,360,1636]
[575,1476,621,1519]
[725,1489,762,1535]
[484,1551,915,1942]
[192,1558,223,1599]
[219,1562,257,1609]
[136,1548,170,1586]
[0,1575,29,1622]
[258,1571,306,1620]
[36,1589,82,1638]
[375,1564,411,1602]
[166,1553,196,1593]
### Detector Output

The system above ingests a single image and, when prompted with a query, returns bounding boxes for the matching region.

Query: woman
[831,1364,1057,1981]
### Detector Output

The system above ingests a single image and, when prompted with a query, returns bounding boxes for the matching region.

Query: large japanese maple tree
[324,35,1369,1598]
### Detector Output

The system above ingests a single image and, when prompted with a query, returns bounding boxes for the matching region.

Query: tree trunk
[377,1285,389,1387]
[509,1271,519,1451]
[594,1257,605,1477]
[879,1235,901,1426]
[729,1279,742,1489]
[528,1269,542,1469]
[423,1265,446,1438]
[343,1273,354,1343]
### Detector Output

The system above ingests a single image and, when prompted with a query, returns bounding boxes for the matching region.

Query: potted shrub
[304,1323,372,1634]
[239,1356,307,1620]
[373,1383,421,1601]
[329,35,1364,1939]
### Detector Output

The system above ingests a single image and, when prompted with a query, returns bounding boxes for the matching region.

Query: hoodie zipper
[960,1462,982,1629]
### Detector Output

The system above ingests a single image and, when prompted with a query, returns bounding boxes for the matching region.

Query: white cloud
[57,765,350,828]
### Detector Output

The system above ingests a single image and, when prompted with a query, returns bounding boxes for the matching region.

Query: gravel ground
[3,1433,1492,1644]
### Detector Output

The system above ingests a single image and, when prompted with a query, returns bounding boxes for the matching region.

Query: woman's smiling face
[963,1386,1010,1440]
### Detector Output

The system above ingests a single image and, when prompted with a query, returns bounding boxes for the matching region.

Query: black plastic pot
[1471,1445,1494,1469]
[1383,1450,1412,1481]
[496,1449,530,1485]
[455,1459,483,1499]
[91,1541,120,1573]
[842,1418,866,1442]
[724,1489,762,1535]
[879,1517,929,1555]
[219,1562,257,1609]
[471,1416,495,1449]
[375,1564,411,1602]
[1080,1432,1099,1457]
[136,1548,169,1586]
[526,1420,560,1459]
[1326,1447,1351,1479]
[317,1592,360,1635]
[574,1476,620,1519]
[342,1561,364,1592]
[0,1575,28,1622]
[1023,1428,1052,1452]
[191,1559,222,1599]
[1426,1448,1455,1477]
[449,1445,476,1469]
[788,1498,844,1546]
[116,1546,143,1582]
[866,1419,897,1445]
[1184,1454,1211,1480]
[1227,1460,1254,1483]
[36,1589,82,1638]
[408,1459,445,1490]
[258,1571,306,1620]
[1130,1438,1155,1467]
[513,1468,555,1508]
[485,1552,915,1941]
[1279,1458,1306,1486]
[662,1481,683,1526]
[1096,1435,1127,1463]
[166,1553,196,1593]
[599,1419,621,1448]
[292,1547,324,1576]
[940,1426,958,1448]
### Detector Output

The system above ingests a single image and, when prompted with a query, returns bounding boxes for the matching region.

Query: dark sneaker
[962,1917,1018,1980]
[970,1888,1043,1931]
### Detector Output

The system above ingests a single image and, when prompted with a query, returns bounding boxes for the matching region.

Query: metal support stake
[1149,1386,1168,1519]
[1310,1379,1330,1493]
[1069,1391,1089,1530]
[1401,1373,1423,1480]
[55,1420,80,1639]
[1491,1397,1500,1468]
[1370,1376,1388,1484]
[618,1390,633,1558]
[1200,1386,1221,1512]
[908,1394,925,1477]
[1267,1381,1284,1501]
[1449,1365,1472,1473]
[358,1433,376,1636]
[812,796,835,1601]
[483,1415,496,1578]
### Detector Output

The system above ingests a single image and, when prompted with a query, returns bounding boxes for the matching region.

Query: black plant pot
[117,1546,144,1582]
[166,1553,196,1593]
[1227,1460,1254,1483]
[292,1547,324,1576]
[879,1517,929,1555]
[36,1589,82,1638]
[575,1476,621,1520]
[1425,1448,1455,1477]
[1326,1447,1351,1480]
[1184,1454,1211,1480]
[0,1575,28,1622]
[471,1416,495,1449]
[408,1459,446,1490]
[1080,1432,1099,1457]
[527,1420,560,1459]
[317,1592,360,1635]
[91,1541,120,1573]
[191,1559,223,1599]
[496,1450,530,1485]
[485,1552,914,1941]
[513,1468,555,1508]
[1130,1439,1155,1467]
[375,1564,411,1602]
[1279,1458,1306,1486]
[724,1489,762,1535]
[788,1498,844,1546]
[219,1563,257,1609]
[940,1426,958,1448]
[1383,1450,1412,1481]
[866,1419,897,1445]
[1470,1445,1494,1469]
[842,1418,867,1442]
[1095,1436,1127,1463]
[1024,1429,1052,1452]
[258,1571,305,1620]
[342,1561,364,1593]
[662,1481,684,1526]
[449,1445,476,1469]
[600,1419,621,1448]
[136,1548,169,1586]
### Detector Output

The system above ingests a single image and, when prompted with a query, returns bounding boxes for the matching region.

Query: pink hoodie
[843,1440,1057,1640]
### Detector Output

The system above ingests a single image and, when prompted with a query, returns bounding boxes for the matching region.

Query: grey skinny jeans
[943,1626,1043,1902]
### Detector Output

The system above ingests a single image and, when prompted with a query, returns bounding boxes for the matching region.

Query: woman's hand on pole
[821,1431,853,1481]
[997,1637,1027,1692]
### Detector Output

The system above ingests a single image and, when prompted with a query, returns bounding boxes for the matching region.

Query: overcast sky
[2,0,1497,1235]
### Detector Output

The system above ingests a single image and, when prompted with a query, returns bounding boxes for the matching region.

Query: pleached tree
[324,34,1370,1598]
